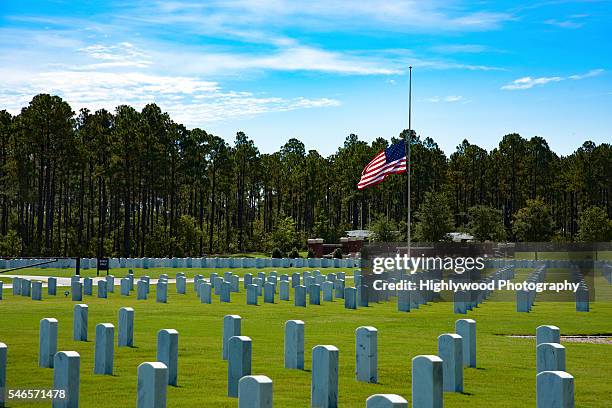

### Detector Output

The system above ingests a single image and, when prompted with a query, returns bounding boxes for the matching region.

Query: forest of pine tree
[0,94,610,257]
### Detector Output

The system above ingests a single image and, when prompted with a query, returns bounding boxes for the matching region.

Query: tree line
[0,94,610,257]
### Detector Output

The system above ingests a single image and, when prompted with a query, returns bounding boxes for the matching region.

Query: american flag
[357,140,407,190]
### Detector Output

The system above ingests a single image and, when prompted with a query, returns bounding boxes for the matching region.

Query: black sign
[97,258,110,270]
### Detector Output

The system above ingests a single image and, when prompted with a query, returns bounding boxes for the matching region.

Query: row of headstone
[453,266,515,314]
[0,257,360,270]
[517,266,548,312]
[535,325,574,408]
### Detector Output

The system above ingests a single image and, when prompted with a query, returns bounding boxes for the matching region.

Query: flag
[357,140,407,190]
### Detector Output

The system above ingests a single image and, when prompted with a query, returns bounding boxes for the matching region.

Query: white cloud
[501,76,563,90]
[501,69,604,90]
[569,69,604,80]
[424,95,464,103]
[0,68,340,125]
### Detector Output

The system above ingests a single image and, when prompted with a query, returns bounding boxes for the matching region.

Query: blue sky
[1,0,610,156]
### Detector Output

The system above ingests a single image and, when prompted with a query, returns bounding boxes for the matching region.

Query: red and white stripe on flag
[357,150,407,190]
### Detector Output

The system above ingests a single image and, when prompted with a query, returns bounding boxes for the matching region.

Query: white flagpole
[407,66,412,258]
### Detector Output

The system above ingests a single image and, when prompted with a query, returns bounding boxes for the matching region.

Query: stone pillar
[48,277,57,295]
[344,287,357,309]
[98,280,107,298]
[264,282,275,303]
[536,325,560,346]
[0,343,5,408]
[31,281,43,300]
[295,285,307,307]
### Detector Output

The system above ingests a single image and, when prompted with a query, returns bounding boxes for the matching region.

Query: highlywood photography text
[370,255,583,293]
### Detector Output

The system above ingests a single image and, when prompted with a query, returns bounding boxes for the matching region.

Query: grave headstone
[335,280,345,299]
[221,281,232,303]
[438,333,463,392]
[39,318,58,368]
[536,325,560,346]
[53,351,80,408]
[244,273,253,288]
[137,280,148,300]
[279,280,290,301]
[322,281,334,302]
[231,275,240,293]
[344,287,357,309]
[48,277,57,296]
[356,326,377,383]
[21,278,32,297]
[311,345,339,408]
[73,304,88,341]
[284,320,304,370]
[98,280,108,298]
[156,281,168,303]
[118,307,134,347]
[157,329,179,386]
[246,284,258,305]
[412,355,443,408]
[199,282,212,304]
[537,343,566,373]
[71,281,82,301]
[12,277,21,295]
[309,284,321,305]
[238,375,273,408]
[214,277,224,295]
[295,285,307,307]
[228,336,252,398]
[264,282,275,303]
[366,394,408,408]
[31,281,43,300]
[291,273,300,288]
[83,277,93,296]
[0,343,5,408]
[137,362,168,408]
[223,315,242,360]
[536,371,574,408]
[94,323,114,375]
[120,278,130,296]
[106,275,115,293]
[176,275,186,294]
[455,319,476,367]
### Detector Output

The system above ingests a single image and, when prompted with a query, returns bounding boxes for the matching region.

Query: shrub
[288,247,300,258]
[271,247,285,258]
[332,248,343,259]
[307,248,315,258]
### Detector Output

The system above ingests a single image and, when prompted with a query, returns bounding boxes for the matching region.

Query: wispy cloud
[0,67,340,125]
[501,69,604,90]
[544,13,588,29]
[424,95,465,103]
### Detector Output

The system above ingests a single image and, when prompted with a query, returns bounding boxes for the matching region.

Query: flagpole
[407,66,412,258]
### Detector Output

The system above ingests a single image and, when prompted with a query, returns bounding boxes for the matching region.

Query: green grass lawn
[1,269,611,407]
